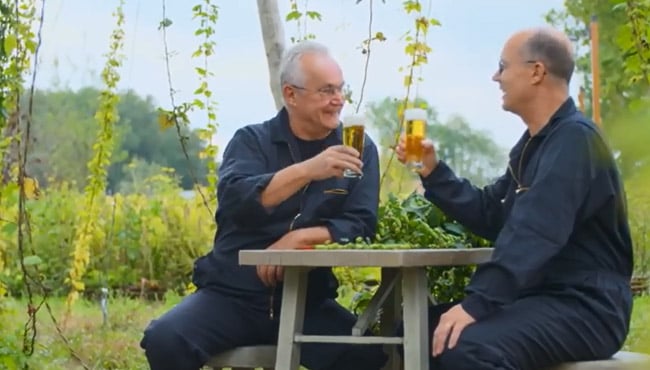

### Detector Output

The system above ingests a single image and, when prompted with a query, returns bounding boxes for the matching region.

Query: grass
[626,295,650,354]
[0,293,181,370]
[0,293,648,370]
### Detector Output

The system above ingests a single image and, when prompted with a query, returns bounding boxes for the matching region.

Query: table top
[239,248,493,267]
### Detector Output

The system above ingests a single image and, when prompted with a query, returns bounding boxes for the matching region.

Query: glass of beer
[403,107,427,171]
[342,114,365,178]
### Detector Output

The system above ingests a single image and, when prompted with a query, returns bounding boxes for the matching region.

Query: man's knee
[438,340,515,370]
[141,319,197,368]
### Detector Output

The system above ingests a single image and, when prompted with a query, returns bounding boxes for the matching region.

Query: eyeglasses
[498,60,539,74]
[291,84,345,99]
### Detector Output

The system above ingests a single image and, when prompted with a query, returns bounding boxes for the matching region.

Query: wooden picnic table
[239,247,494,370]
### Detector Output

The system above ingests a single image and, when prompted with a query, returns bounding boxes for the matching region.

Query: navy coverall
[414,98,634,370]
[140,108,387,370]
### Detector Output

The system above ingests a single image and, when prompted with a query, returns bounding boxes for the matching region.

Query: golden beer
[403,108,427,170]
[342,115,365,178]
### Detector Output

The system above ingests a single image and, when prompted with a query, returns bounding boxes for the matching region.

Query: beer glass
[403,107,427,171]
[342,114,365,178]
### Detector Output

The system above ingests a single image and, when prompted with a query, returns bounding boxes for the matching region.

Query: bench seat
[547,351,650,370]
[205,346,650,370]
[205,345,275,370]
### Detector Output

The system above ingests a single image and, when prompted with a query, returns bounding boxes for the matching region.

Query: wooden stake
[590,15,601,126]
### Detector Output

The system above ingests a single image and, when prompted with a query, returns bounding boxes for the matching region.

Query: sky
[33,0,580,160]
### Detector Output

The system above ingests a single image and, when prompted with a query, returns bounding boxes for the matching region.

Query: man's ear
[282,84,297,106]
[531,62,547,85]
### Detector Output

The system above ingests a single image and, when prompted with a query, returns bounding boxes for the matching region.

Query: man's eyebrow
[320,82,345,88]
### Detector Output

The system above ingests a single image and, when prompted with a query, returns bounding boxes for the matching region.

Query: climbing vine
[1,0,39,356]
[1,1,88,366]
[0,0,37,185]
[380,0,440,187]
[191,1,220,200]
[65,0,126,315]
[352,0,386,113]
[286,0,321,43]
[157,0,216,218]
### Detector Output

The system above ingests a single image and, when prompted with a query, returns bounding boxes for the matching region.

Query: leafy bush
[0,173,215,299]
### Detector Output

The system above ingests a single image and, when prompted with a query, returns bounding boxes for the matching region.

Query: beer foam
[403,108,427,121]
[342,114,365,127]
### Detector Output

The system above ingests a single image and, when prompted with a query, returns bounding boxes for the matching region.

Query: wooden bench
[204,347,649,370]
[204,345,275,370]
[547,351,650,370]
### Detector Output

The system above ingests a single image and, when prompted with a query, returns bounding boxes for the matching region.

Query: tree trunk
[256,0,286,111]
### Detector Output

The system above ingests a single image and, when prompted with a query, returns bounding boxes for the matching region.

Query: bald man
[396,27,633,370]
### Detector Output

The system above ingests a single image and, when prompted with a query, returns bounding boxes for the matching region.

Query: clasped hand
[301,145,362,181]
[394,134,439,177]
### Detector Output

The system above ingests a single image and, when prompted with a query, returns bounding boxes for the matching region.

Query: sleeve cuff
[252,172,275,203]
[419,160,451,188]
[324,218,359,244]
[461,293,499,321]
[232,173,276,224]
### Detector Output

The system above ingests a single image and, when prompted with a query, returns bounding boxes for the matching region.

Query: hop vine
[380,0,440,188]
[65,0,126,315]
[191,1,220,200]
[157,0,215,218]
[286,0,321,43]
[0,0,37,185]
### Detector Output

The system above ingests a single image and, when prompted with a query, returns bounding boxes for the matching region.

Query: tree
[24,87,210,191]
[545,1,650,179]
[256,0,286,110]
[366,96,506,200]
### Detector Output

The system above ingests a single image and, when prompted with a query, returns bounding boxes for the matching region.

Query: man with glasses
[395,27,633,370]
[140,40,387,370]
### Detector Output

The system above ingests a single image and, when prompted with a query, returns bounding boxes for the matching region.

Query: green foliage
[0,172,215,299]
[157,0,217,220]
[0,295,180,369]
[66,0,126,310]
[286,0,321,43]
[0,0,37,183]
[320,192,492,305]
[545,0,650,178]
[191,1,220,200]
[625,295,650,354]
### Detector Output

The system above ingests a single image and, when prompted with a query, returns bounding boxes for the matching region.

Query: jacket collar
[269,107,343,147]
[535,96,577,138]
[508,97,577,159]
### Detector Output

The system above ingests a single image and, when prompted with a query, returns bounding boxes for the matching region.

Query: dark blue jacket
[192,108,380,309]
[421,98,633,326]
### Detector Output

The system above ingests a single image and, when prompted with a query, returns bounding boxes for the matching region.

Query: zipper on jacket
[508,137,532,194]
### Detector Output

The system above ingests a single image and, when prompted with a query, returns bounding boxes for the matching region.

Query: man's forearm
[291,227,332,246]
[259,162,311,208]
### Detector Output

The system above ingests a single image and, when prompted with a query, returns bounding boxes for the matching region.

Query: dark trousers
[401,286,631,370]
[140,287,388,370]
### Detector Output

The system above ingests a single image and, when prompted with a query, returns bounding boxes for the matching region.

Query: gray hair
[279,41,331,88]
[521,28,575,84]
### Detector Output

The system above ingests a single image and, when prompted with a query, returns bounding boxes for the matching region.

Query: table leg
[275,267,308,370]
[380,268,402,370]
[401,267,429,370]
